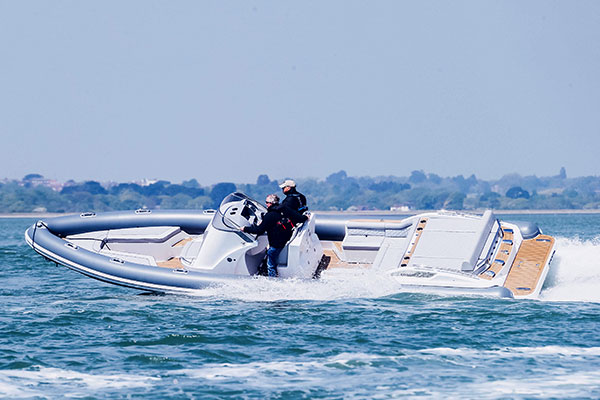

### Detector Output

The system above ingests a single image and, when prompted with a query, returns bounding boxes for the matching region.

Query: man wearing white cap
[279,179,308,214]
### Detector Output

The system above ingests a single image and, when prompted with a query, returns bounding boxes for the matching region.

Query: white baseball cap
[279,179,296,189]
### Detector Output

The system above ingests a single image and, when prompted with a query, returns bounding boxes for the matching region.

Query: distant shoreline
[2,209,600,219]
[0,213,75,219]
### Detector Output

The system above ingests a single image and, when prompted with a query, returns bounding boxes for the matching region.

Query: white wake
[539,236,600,303]
[189,267,403,302]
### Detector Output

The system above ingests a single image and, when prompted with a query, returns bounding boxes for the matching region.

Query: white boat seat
[342,235,384,251]
[180,237,205,265]
[341,221,408,251]
[276,225,303,266]
[277,245,289,266]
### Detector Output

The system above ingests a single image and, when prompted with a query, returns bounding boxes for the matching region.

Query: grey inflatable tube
[26,223,250,292]
[41,209,350,241]
[43,209,215,237]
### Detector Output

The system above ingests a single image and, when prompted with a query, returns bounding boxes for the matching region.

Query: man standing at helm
[279,179,308,214]
[241,194,307,277]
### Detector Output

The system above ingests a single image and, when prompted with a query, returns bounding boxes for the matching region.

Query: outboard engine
[511,221,541,239]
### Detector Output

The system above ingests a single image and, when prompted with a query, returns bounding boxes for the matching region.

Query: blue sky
[1,1,599,185]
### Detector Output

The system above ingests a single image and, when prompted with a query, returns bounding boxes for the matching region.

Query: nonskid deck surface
[504,234,555,297]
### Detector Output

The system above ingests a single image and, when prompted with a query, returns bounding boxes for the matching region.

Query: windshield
[211,192,267,232]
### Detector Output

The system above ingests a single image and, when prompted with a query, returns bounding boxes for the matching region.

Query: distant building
[20,176,64,191]
[136,179,159,187]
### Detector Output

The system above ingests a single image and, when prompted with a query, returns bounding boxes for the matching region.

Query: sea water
[1,214,599,399]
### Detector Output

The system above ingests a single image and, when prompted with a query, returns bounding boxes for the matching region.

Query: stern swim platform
[504,234,555,298]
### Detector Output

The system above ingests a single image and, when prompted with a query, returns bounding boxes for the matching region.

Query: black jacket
[243,203,308,248]
[282,188,307,214]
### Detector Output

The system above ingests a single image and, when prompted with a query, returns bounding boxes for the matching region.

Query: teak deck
[157,257,185,269]
[504,234,555,297]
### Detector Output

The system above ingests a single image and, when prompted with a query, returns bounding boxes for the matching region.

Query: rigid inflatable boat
[25,192,556,299]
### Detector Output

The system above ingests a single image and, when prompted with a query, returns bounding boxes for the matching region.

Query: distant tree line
[1,167,600,213]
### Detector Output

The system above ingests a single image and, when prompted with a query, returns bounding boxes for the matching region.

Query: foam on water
[420,345,600,357]
[171,345,600,378]
[540,236,600,303]
[0,367,159,398]
[189,267,403,302]
[183,346,600,396]
[3,346,598,398]
[158,347,600,397]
